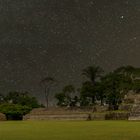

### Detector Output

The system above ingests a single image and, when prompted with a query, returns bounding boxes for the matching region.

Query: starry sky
[0,0,140,103]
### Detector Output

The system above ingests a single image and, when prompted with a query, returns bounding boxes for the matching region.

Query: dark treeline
[0,65,140,120]
[55,65,140,110]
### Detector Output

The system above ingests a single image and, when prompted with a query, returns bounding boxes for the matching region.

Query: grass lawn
[0,121,140,140]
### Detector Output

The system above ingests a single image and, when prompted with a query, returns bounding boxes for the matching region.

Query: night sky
[0,0,140,103]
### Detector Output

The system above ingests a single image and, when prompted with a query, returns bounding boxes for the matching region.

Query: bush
[5,92,40,108]
[0,103,31,120]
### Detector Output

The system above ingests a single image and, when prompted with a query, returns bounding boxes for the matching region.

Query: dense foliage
[55,65,140,110]
[55,85,79,107]
[0,92,41,120]
[0,103,31,120]
[5,91,40,108]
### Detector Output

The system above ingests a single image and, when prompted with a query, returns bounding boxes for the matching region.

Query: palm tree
[40,77,55,108]
[82,66,103,84]
[82,65,104,105]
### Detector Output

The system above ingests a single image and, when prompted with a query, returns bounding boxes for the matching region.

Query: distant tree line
[0,65,140,120]
[55,65,140,110]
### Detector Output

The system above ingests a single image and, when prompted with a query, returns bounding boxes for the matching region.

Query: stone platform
[23,108,90,121]
[129,105,140,120]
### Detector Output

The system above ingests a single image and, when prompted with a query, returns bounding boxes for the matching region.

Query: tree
[115,66,140,93]
[55,92,66,106]
[55,85,78,107]
[95,81,106,106]
[82,66,103,84]
[131,67,140,93]
[114,66,135,83]
[80,65,104,105]
[80,81,95,106]
[101,71,132,110]
[40,77,55,108]
[63,85,75,103]
[5,91,40,108]
[133,78,140,93]
[63,85,79,107]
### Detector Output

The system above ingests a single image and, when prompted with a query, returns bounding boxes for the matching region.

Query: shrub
[0,103,31,120]
[5,92,40,108]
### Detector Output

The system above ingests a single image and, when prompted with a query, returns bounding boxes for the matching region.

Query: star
[79,50,83,53]
[120,15,124,19]
[130,37,137,41]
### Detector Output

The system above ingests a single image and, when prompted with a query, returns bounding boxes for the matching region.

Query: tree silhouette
[82,66,103,84]
[81,65,104,105]
[40,77,55,108]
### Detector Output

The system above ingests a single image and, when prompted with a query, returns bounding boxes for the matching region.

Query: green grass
[0,121,140,140]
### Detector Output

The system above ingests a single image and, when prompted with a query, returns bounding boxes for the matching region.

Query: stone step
[130,114,140,117]
[125,105,140,121]
[132,110,140,112]
[129,116,140,120]
[23,114,90,121]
